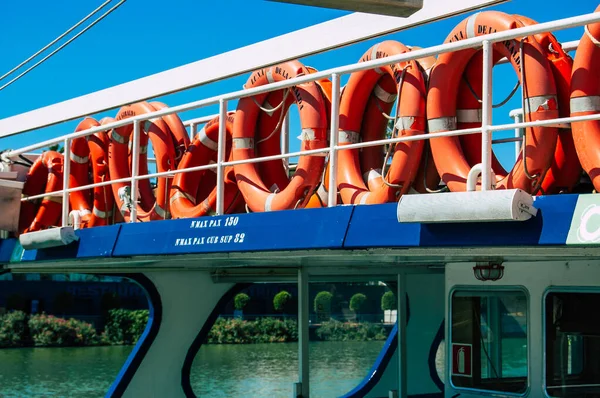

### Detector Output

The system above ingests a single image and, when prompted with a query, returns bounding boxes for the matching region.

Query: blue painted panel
[113,207,354,257]
[345,195,579,248]
[17,225,121,262]
[345,203,421,248]
[0,239,17,265]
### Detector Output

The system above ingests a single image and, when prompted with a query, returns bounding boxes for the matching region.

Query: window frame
[448,285,531,397]
[542,287,600,398]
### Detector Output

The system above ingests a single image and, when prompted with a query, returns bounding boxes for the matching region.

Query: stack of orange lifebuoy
[428,11,561,194]
[571,5,600,192]
[17,5,600,234]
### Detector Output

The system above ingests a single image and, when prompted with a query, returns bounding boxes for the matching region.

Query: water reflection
[192,341,385,397]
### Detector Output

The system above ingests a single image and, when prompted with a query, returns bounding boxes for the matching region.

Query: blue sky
[0,0,597,170]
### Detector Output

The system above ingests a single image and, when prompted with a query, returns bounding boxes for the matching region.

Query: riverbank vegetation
[0,309,391,348]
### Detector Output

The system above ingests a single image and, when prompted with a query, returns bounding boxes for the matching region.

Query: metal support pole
[61,138,71,227]
[514,112,523,160]
[327,73,341,207]
[397,273,407,398]
[216,99,227,215]
[481,40,493,191]
[130,120,140,223]
[298,267,310,397]
[189,122,197,141]
[282,113,290,176]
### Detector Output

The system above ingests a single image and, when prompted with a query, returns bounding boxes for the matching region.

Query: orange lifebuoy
[68,117,115,228]
[108,101,177,221]
[69,118,98,228]
[570,5,600,191]
[90,117,116,226]
[233,61,329,212]
[253,66,332,204]
[428,11,559,193]
[305,162,336,208]
[412,143,442,194]
[337,40,426,204]
[19,151,64,233]
[149,101,190,163]
[514,15,581,194]
[170,113,244,218]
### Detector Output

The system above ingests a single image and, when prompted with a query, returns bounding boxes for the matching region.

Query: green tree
[48,144,64,154]
[350,293,367,315]
[381,291,397,311]
[234,293,250,311]
[314,291,333,321]
[273,290,292,313]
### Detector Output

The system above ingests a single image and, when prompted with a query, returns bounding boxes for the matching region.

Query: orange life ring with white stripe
[337,40,426,204]
[149,101,190,164]
[233,61,329,212]
[570,5,600,191]
[252,67,332,202]
[68,117,115,228]
[514,15,580,194]
[19,151,64,233]
[428,11,559,193]
[170,113,244,218]
[108,101,177,221]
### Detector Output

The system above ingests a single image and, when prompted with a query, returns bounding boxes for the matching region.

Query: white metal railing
[2,10,600,227]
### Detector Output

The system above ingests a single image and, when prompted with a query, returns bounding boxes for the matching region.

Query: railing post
[189,122,197,141]
[61,138,71,227]
[297,266,310,397]
[216,99,227,215]
[513,111,523,160]
[397,272,407,398]
[481,40,493,191]
[130,120,141,223]
[327,73,341,207]
[282,113,290,176]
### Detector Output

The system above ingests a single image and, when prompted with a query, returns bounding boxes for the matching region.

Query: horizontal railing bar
[131,163,216,181]
[492,137,522,144]
[182,114,219,126]
[21,109,600,202]
[3,10,600,160]
[488,112,600,132]
[22,161,219,201]
[496,39,579,65]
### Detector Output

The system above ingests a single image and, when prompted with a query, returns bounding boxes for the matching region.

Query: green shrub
[381,291,397,311]
[28,313,98,347]
[103,309,149,345]
[207,317,298,344]
[315,320,387,342]
[234,293,250,311]
[350,293,367,314]
[0,311,30,347]
[314,291,333,321]
[273,291,292,312]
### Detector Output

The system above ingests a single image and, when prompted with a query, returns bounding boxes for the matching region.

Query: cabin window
[545,292,600,397]
[450,290,528,394]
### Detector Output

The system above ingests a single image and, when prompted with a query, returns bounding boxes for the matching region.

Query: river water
[0,341,386,397]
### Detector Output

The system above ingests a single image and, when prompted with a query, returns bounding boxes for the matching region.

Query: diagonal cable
[0,0,126,92]
[0,0,112,82]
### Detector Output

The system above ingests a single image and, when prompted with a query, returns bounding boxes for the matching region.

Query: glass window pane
[545,292,600,398]
[451,290,528,394]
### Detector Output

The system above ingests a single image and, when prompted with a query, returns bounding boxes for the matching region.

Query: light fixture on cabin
[473,262,505,281]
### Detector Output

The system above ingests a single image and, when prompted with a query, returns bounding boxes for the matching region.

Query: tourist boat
[2,0,600,396]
